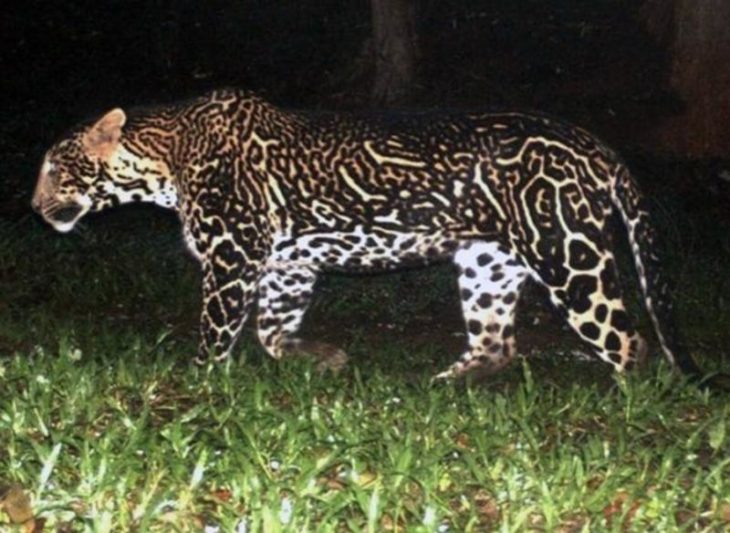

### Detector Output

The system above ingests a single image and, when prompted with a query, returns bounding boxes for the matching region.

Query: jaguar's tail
[611,165,724,388]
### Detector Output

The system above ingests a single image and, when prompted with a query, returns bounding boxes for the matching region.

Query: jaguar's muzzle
[48,204,83,224]
[34,200,86,233]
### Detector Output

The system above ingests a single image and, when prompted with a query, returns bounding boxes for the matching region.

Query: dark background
[2,0,720,217]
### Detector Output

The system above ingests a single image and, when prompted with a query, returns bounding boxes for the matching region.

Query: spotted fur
[32,88,713,383]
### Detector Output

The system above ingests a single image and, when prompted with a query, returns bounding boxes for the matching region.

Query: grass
[1,208,730,531]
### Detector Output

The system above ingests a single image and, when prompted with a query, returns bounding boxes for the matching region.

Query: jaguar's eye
[41,159,56,177]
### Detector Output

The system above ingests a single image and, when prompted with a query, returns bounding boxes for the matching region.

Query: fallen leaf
[454,432,471,449]
[602,490,641,529]
[718,501,730,523]
[0,485,34,524]
[210,489,232,503]
[474,490,500,522]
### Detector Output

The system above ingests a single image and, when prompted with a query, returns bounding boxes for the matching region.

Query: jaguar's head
[32,109,128,233]
[32,108,177,233]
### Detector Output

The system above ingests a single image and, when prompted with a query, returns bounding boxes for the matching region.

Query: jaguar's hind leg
[436,242,529,379]
[257,265,348,372]
[522,240,647,372]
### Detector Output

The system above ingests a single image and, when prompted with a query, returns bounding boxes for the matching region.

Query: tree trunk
[370,0,418,106]
[150,1,183,79]
[642,0,730,157]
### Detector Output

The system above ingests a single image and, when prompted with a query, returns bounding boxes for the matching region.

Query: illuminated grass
[1,213,729,530]
[2,343,730,531]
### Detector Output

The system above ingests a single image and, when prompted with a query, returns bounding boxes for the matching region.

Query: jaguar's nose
[31,196,42,214]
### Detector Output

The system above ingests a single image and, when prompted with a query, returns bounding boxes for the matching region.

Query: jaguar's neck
[103,114,181,210]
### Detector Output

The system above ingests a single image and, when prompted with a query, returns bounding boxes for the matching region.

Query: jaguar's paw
[286,339,349,374]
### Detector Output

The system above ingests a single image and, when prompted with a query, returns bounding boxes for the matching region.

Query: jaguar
[31,88,717,384]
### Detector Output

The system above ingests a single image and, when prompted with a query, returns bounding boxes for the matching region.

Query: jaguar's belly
[269,226,469,272]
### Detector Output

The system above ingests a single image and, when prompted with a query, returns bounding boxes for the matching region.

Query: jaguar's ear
[84,108,127,156]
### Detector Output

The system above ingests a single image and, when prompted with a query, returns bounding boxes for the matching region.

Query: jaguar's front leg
[256,265,348,373]
[195,244,261,364]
